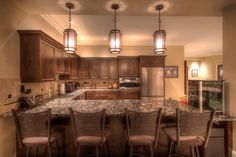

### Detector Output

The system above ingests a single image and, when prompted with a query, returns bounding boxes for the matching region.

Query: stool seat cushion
[77,129,110,145]
[163,127,204,146]
[130,135,155,145]
[23,136,55,144]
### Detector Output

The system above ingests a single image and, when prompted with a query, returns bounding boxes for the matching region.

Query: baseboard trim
[232,150,236,157]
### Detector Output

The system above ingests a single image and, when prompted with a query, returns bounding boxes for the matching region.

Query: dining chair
[12,109,59,157]
[125,108,163,157]
[69,108,110,157]
[163,108,215,157]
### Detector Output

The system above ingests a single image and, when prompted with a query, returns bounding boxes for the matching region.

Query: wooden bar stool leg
[76,144,80,157]
[168,140,174,157]
[129,143,133,157]
[149,144,153,157]
[195,146,200,157]
[96,146,99,157]
[190,146,195,157]
[48,144,52,157]
[35,146,38,157]
[26,147,31,157]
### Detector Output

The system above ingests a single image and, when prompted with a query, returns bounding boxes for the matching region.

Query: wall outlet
[8,94,12,98]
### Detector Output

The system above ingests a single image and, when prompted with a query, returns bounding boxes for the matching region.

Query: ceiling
[10,0,236,16]
[10,0,236,57]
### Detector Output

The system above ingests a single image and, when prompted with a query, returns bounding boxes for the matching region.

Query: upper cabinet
[118,56,140,77]
[77,58,118,79]
[18,30,78,82]
[40,41,55,81]
[77,58,90,78]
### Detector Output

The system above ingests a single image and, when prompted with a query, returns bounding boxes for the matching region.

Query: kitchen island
[14,89,235,157]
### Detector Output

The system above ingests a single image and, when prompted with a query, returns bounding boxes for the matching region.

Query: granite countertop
[9,89,236,121]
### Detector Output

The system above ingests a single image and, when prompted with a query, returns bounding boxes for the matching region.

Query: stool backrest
[69,108,105,144]
[125,108,162,146]
[12,109,51,148]
[176,108,215,147]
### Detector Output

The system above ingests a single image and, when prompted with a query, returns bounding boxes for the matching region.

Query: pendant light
[153,4,166,54]
[63,3,77,54]
[109,4,122,54]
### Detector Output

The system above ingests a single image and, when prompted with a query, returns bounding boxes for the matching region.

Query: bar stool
[125,108,163,157]
[69,108,110,157]
[163,108,215,157]
[12,109,60,157]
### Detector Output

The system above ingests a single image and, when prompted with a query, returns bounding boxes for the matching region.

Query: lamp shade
[109,29,122,54]
[153,30,166,54]
[63,28,77,53]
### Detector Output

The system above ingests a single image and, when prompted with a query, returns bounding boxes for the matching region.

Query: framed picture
[191,69,198,77]
[165,66,178,78]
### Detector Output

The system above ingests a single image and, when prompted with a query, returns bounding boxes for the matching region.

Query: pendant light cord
[114,8,117,30]
[69,6,72,29]
[158,8,161,30]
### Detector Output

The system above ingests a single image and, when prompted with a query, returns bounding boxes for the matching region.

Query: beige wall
[186,55,223,80]
[223,4,236,152]
[0,1,62,157]
[77,45,185,100]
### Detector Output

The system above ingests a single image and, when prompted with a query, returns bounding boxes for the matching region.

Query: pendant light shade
[153,4,166,54]
[63,3,77,54]
[63,29,77,53]
[153,30,166,54]
[109,4,122,54]
[109,29,122,53]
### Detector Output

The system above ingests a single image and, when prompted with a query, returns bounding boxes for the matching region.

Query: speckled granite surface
[14,89,236,121]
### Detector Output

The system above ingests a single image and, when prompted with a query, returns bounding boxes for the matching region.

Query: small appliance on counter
[19,96,37,110]
[119,77,140,89]
[59,82,65,95]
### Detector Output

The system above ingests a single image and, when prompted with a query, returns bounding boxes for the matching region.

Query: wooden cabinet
[40,41,55,81]
[18,30,78,82]
[100,58,118,78]
[100,59,109,78]
[120,90,140,99]
[63,53,70,74]
[55,49,64,73]
[140,56,166,67]
[77,58,118,79]
[109,58,118,78]
[118,57,140,77]
[84,90,140,100]
[78,58,90,78]
[70,55,77,79]
[89,59,100,78]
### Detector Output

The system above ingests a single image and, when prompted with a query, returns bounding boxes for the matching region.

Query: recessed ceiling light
[77,31,80,34]
[103,38,107,40]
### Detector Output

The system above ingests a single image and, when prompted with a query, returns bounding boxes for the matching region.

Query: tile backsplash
[0,78,118,114]
[0,79,59,114]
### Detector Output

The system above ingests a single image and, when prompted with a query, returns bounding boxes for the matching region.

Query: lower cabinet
[84,90,140,100]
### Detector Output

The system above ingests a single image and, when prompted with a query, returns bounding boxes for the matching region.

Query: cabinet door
[100,59,109,78]
[40,41,55,81]
[120,90,140,99]
[63,53,70,73]
[109,59,118,78]
[118,57,139,77]
[78,58,89,78]
[70,55,77,78]
[130,58,140,77]
[118,58,130,77]
[54,49,64,73]
[90,59,100,78]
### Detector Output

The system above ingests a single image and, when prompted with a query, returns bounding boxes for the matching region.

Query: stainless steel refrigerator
[141,67,164,100]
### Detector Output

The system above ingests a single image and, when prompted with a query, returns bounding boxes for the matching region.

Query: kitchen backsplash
[0,79,58,114]
[0,78,118,114]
